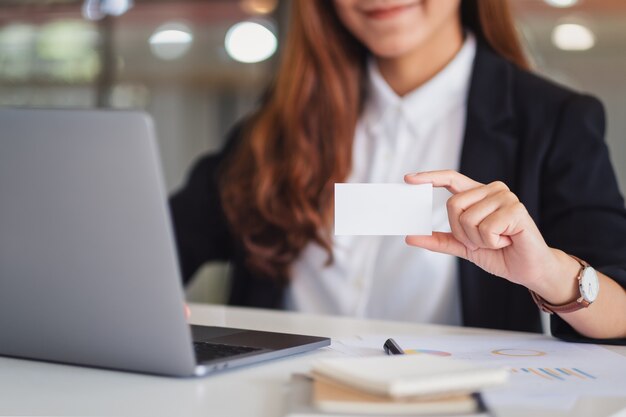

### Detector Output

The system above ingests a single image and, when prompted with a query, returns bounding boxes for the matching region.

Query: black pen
[383,338,405,355]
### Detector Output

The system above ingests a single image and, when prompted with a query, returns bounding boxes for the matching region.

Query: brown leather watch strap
[529,256,590,315]
[530,289,589,314]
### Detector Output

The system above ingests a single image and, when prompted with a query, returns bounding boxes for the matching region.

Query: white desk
[1,304,625,417]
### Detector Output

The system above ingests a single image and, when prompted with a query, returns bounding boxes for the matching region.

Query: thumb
[405,232,468,260]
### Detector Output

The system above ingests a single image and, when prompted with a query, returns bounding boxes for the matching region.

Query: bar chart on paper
[511,367,597,381]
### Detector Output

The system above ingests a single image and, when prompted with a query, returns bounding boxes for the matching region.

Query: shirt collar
[364,32,477,135]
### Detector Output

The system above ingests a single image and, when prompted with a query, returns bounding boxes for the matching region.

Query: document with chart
[329,334,626,411]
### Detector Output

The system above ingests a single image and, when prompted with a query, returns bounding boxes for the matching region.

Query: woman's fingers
[406,232,468,259]
[445,181,509,250]
[404,171,485,251]
[405,171,548,288]
[478,202,528,242]
[404,170,482,194]
[405,171,526,252]
[454,198,525,251]
[457,188,519,249]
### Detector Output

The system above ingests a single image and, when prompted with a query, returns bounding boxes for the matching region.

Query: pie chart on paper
[491,349,547,357]
[403,348,452,357]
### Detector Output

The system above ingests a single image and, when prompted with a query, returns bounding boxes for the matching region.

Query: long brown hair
[220,0,528,282]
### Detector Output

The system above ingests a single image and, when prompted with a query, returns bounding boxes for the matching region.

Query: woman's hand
[404,170,580,305]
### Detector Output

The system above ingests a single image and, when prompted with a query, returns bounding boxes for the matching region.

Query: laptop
[0,108,330,377]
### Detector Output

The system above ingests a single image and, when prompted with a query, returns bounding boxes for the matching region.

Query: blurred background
[1,0,624,303]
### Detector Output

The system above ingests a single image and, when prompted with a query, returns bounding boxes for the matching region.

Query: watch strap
[530,289,589,314]
[529,255,590,315]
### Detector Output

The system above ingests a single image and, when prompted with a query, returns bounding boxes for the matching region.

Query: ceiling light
[544,0,579,7]
[149,22,194,61]
[552,23,595,51]
[224,21,277,64]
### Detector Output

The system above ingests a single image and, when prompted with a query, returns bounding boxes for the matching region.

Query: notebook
[284,374,493,417]
[313,374,486,415]
[311,355,508,399]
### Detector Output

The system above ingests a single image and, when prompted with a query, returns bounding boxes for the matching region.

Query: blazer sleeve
[169,125,244,286]
[540,94,626,344]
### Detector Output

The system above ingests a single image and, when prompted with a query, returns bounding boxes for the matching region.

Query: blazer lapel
[457,43,538,330]
[460,42,517,185]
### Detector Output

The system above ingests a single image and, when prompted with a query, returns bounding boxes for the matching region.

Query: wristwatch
[530,255,600,314]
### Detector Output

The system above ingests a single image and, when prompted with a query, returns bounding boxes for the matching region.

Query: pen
[383,338,405,355]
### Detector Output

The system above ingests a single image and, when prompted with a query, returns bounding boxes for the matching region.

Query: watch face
[580,267,599,303]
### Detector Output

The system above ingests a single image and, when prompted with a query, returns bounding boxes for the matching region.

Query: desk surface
[1,304,625,417]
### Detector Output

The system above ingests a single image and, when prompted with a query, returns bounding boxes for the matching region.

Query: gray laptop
[0,108,329,377]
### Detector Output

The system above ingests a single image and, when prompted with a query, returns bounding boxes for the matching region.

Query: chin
[366,37,422,59]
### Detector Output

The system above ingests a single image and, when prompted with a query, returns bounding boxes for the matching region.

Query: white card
[334,183,432,236]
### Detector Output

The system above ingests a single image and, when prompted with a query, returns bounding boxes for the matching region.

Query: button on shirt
[285,34,477,325]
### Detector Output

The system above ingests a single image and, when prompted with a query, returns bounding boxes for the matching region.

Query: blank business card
[334,183,432,236]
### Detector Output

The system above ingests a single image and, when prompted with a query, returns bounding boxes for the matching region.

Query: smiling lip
[363,2,419,20]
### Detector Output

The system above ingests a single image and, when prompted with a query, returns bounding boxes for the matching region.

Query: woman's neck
[376,21,464,97]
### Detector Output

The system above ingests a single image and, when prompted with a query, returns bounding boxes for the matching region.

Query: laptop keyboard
[193,341,263,362]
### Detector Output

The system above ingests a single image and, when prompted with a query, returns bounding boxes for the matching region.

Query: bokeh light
[552,23,595,51]
[224,21,277,64]
[544,0,579,8]
[149,22,194,61]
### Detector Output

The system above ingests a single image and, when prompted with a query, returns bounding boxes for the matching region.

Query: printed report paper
[328,334,626,411]
[334,183,432,236]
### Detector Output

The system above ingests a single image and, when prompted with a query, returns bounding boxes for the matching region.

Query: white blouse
[285,34,477,325]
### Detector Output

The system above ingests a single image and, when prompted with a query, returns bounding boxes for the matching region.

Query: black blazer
[170,41,626,343]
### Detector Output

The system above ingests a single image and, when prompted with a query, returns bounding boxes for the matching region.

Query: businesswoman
[171,0,626,342]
